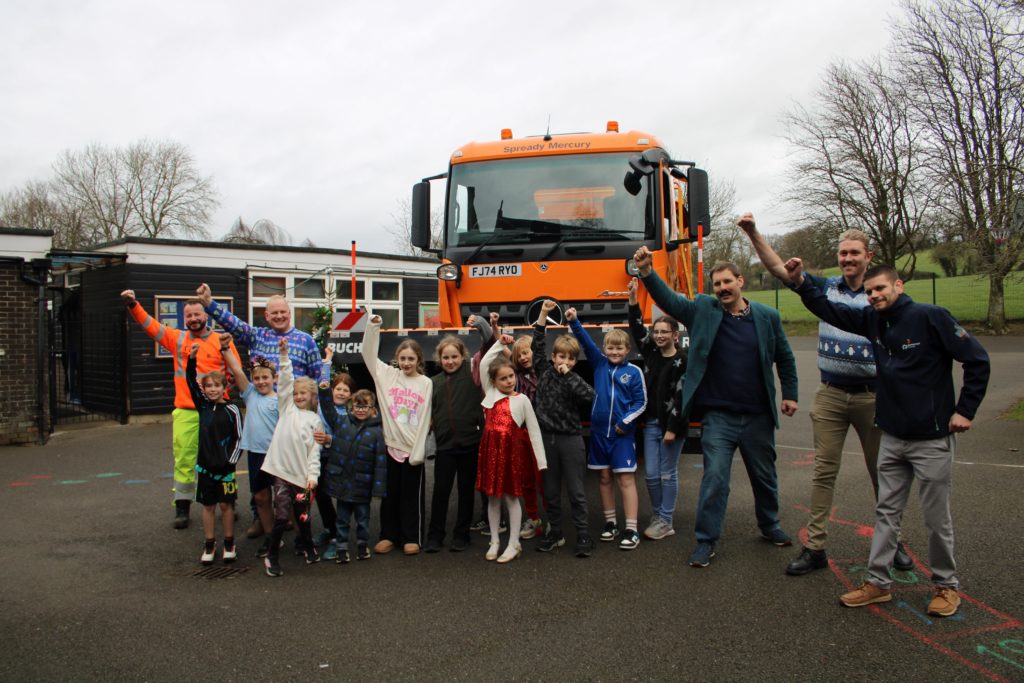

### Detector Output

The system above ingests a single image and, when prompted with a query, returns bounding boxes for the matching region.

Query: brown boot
[246,519,265,539]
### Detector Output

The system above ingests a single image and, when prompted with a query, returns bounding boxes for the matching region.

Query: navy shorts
[196,470,238,506]
[588,431,638,473]
[247,451,272,494]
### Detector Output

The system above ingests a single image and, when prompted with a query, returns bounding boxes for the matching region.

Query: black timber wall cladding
[83,263,250,415]
[403,277,438,325]
[75,262,128,417]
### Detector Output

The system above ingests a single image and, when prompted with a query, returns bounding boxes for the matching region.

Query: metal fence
[49,307,128,426]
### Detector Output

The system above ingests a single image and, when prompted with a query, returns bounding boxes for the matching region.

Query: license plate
[468,264,522,278]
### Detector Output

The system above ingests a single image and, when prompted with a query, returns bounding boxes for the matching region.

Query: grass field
[746,271,1024,323]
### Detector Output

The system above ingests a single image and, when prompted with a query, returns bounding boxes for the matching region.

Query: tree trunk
[986,272,1007,334]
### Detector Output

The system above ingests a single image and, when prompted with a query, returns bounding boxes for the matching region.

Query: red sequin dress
[476,396,534,497]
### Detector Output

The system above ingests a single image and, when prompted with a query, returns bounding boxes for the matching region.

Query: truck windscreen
[446,152,654,247]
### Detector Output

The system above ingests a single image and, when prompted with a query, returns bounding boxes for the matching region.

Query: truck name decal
[502,141,592,154]
[469,264,522,278]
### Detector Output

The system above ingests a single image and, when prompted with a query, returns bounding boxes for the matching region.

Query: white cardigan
[361,320,433,466]
[479,343,547,470]
[262,356,324,488]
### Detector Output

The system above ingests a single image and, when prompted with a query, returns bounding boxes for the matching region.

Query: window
[294,278,325,299]
[253,276,286,297]
[337,279,365,300]
[372,281,400,301]
[374,308,400,329]
[293,307,319,332]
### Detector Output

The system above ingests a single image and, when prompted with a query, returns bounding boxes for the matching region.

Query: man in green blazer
[634,243,799,568]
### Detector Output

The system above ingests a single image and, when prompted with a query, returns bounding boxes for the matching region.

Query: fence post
[932,272,937,305]
[775,278,780,310]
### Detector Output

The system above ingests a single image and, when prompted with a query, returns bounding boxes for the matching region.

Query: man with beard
[633,231,798,569]
[787,261,989,617]
[121,290,241,529]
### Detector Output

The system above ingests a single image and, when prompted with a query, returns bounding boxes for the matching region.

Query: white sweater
[262,356,324,487]
[479,343,547,470]
[361,320,433,466]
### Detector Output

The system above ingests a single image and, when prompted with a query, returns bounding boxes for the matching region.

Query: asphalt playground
[2,336,1023,682]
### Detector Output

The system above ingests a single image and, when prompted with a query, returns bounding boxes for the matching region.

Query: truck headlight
[624,258,640,277]
[437,264,460,281]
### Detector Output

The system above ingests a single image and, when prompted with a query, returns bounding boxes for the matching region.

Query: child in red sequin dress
[476,341,547,564]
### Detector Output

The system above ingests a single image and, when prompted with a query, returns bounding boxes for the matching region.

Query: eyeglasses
[351,404,373,411]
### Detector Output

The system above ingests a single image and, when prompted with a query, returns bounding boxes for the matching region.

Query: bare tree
[783,59,932,276]
[894,0,1024,332]
[8,139,220,248]
[221,217,294,245]
[384,198,443,256]
[123,140,216,239]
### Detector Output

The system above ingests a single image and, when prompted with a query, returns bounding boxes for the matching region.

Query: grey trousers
[868,432,957,589]
[540,432,589,537]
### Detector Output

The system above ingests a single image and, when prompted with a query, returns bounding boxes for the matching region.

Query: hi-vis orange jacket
[128,302,241,410]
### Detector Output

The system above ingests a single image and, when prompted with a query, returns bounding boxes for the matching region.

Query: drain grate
[191,565,249,579]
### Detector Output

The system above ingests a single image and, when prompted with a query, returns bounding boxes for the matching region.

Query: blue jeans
[643,419,683,524]
[695,410,781,544]
[336,500,370,550]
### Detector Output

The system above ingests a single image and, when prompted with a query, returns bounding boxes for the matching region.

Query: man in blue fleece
[787,259,989,618]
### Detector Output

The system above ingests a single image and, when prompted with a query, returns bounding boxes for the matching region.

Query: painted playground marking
[801,509,1024,682]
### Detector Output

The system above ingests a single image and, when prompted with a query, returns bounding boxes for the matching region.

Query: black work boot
[173,500,190,529]
[786,547,828,576]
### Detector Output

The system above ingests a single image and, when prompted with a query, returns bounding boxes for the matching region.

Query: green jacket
[641,271,798,428]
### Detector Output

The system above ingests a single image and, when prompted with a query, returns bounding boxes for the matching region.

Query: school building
[0,228,438,445]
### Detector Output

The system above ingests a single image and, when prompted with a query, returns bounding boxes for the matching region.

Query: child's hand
[556,362,570,375]
[306,479,318,490]
[188,342,200,358]
[324,346,334,362]
[614,424,625,435]
[564,307,577,321]
[466,314,479,328]
[313,430,330,446]
[541,299,557,314]
[278,338,288,355]
[499,333,514,346]
[663,430,676,444]
[219,334,231,353]
[370,314,382,324]
[627,278,639,305]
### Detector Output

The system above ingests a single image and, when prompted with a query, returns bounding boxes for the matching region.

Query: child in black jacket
[186,341,243,565]
[532,300,597,557]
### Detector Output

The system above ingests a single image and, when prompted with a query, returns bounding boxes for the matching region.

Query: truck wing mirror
[411,181,433,250]
[687,168,710,237]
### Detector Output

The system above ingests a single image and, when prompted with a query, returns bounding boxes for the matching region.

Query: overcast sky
[1,0,901,254]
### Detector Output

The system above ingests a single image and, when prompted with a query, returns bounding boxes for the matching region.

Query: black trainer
[304,547,321,565]
[536,531,565,553]
[449,537,469,553]
[600,521,619,542]
[425,539,442,554]
[574,534,595,558]
[336,548,351,564]
[356,543,371,560]
[786,547,828,576]
[893,542,913,571]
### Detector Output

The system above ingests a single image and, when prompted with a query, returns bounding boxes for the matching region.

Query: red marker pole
[697,223,704,294]
[351,240,357,312]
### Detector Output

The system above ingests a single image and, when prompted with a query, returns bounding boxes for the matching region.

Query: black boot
[786,547,828,576]
[173,500,190,529]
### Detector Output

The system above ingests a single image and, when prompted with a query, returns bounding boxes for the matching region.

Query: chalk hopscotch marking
[10,482,33,487]
[95,472,122,478]
[122,480,149,485]
[808,511,1024,682]
[58,480,88,485]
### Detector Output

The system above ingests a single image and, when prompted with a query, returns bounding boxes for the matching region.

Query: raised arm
[627,279,652,352]
[531,300,558,374]
[197,282,257,349]
[359,315,391,382]
[277,338,295,412]
[185,344,206,409]
[220,334,249,393]
[121,289,181,355]
[565,307,604,364]
[736,213,791,283]
[793,271,871,337]
[478,340,506,395]
[633,247,697,327]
